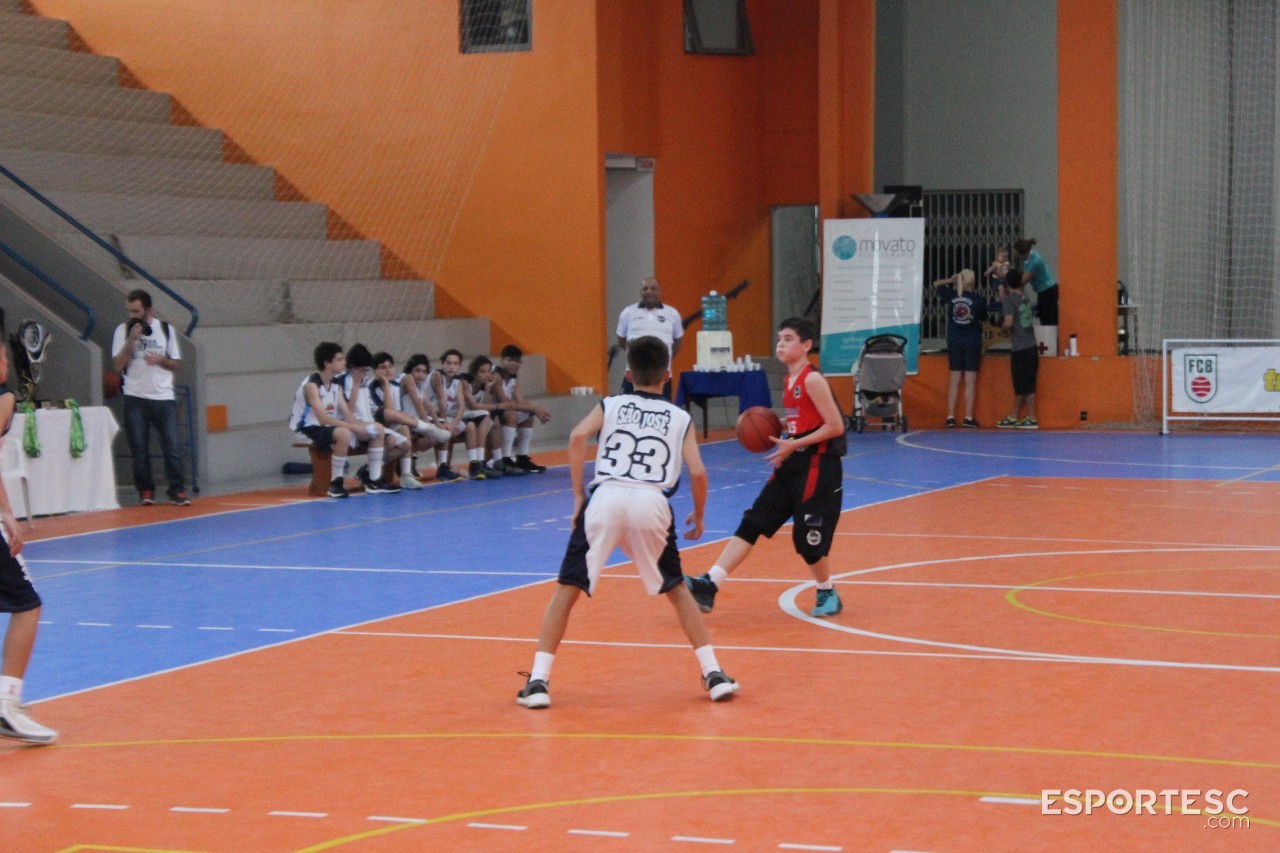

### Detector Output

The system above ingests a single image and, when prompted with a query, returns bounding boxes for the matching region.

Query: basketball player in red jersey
[686,317,848,617]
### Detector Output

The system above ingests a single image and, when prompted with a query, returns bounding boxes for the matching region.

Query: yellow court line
[1006,566,1280,639]
[50,730,1280,771]
[1214,464,1280,488]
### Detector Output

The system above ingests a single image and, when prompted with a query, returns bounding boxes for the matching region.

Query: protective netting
[0,1,516,357]
[1119,0,1279,425]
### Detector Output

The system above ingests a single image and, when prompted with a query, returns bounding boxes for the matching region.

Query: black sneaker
[138,490,155,506]
[327,477,349,499]
[515,454,547,473]
[436,464,463,482]
[685,573,718,613]
[498,458,527,477]
[702,670,739,702]
[484,460,505,479]
[963,418,979,429]
[516,673,550,709]
[170,491,192,507]
[468,460,486,480]
[945,416,957,428]
[370,477,400,494]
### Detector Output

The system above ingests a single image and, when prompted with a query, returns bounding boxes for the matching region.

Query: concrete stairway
[0,3,586,491]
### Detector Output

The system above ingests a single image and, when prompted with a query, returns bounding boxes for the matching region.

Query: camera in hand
[127,317,153,336]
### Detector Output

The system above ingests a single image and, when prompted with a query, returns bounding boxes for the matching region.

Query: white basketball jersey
[290,373,340,430]
[340,372,374,422]
[590,392,690,494]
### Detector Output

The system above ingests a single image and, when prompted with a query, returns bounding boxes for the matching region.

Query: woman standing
[1014,238,1059,327]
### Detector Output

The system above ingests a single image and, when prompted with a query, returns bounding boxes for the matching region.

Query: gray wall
[876,0,1059,269]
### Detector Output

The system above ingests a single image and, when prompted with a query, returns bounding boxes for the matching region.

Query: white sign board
[819,218,925,374]
[1171,346,1280,412]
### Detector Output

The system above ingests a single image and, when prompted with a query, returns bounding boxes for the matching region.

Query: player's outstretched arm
[680,426,707,540]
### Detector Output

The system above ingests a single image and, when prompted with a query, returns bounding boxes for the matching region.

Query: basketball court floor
[3,428,1276,851]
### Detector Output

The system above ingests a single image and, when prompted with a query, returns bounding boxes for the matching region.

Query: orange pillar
[1058,0,1118,356]
[818,0,875,222]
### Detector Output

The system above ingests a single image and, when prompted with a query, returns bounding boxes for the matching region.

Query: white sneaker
[0,699,58,745]
[399,474,425,490]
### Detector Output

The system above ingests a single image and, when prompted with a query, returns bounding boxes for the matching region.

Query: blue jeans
[123,396,185,496]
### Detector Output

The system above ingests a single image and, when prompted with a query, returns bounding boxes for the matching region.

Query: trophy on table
[9,319,51,404]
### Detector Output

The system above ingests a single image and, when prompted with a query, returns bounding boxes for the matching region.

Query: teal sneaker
[686,573,718,613]
[811,587,843,617]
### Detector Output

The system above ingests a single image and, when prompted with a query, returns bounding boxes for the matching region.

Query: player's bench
[291,439,366,497]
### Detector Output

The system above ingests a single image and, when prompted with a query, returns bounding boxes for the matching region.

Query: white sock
[469,447,483,463]
[816,581,833,590]
[502,426,517,459]
[400,456,412,476]
[516,427,533,455]
[331,455,346,481]
[0,676,22,702]
[693,645,721,678]
[437,449,449,466]
[708,565,729,587]
[367,446,384,481]
[530,651,555,683]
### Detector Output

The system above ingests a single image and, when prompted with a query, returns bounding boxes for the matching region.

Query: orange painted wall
[32,0,604,392]
[598,0,820,371]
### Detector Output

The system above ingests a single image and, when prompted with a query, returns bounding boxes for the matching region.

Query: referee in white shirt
[615,277,682,398]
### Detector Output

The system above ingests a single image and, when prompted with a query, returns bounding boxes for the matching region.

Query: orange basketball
[736,406,782,453]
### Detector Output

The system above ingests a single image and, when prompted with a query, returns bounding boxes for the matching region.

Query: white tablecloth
[9,407,120,516]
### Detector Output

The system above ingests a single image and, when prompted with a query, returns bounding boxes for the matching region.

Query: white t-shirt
[616,303,684,354]
[112,319,180,400]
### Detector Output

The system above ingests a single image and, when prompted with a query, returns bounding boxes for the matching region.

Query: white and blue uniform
[289,373,340,432]
[558,391,692,597]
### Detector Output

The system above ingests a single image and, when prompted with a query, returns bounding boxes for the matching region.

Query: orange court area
[4,472,1276,852]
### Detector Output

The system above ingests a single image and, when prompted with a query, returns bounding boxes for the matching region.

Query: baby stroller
[850,333,908,433]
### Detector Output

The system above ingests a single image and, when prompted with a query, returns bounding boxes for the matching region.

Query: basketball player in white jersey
[516,336,738,708]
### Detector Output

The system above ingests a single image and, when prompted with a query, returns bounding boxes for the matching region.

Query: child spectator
[289,342,389,498]
[429,349,490,480]
[516,336,737,709]
[369,351,451,489]
[462,355,524,478]
[493,345,552,473]
[0,340,57,744]
[932,269,986,427]
[686,317,848,618]
[339,344,404,492]
[996,269,1039,429]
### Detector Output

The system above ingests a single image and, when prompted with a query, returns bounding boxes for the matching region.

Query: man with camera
[111,289,190,506]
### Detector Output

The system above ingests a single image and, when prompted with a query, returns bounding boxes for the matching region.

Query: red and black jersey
[782,363,845,456]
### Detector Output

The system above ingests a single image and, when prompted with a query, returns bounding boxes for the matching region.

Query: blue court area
[20,430,1279,701]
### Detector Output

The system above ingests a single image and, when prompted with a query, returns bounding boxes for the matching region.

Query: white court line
[895,433,1268,471]
[334,630,1081,665]
[569,829,630,837]
[776,546,1280,673]
[24,558,555,578]
[780,844,843,851]
[368,815,427,823]
[839,581,1280,601]
[468,822,527,830]
[673,836,734,845]
[979,797,1040,806]
[0,803,31,808]
[72,803,129,810]
[270,811,329,818]
[834,530,1277,549]
[137,624,172,629]
[171,806,230,813]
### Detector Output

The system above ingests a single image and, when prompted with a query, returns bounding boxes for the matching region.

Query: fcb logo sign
[1184,354,1217,402]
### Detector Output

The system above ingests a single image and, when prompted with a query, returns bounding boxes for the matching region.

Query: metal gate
[921,189,1023,343]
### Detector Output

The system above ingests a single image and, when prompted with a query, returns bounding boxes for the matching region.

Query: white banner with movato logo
[819,218,925,375]
[1171,347,1280,412]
